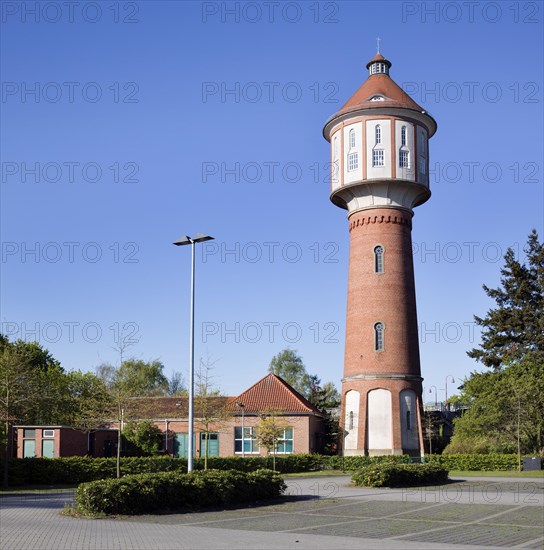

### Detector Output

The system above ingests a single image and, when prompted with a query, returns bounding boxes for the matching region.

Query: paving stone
[399,503,514,523]
[294,518,445,538]
[402,523,544,547]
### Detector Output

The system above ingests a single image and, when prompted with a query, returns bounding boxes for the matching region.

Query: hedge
[0,453,535,486]
[352,463,449,488]
[75,469,286,515]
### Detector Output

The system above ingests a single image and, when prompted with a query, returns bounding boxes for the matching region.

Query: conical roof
[324,53,436,138]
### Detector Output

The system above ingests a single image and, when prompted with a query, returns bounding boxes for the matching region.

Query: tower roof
[323,52,436,138]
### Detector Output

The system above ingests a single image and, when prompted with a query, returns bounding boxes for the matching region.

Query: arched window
[375,125,381,145]
[349,129,356,148]
[374,322,384,351]
[349,411,354,431]
[374,245,384,273]
[401,126,406,146]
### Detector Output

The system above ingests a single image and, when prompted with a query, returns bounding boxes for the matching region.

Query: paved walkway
[1,476,543,549]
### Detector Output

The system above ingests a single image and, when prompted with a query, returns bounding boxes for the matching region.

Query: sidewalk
[0,476,542,549]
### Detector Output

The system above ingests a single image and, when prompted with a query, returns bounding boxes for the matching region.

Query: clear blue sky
[1,1,543,402]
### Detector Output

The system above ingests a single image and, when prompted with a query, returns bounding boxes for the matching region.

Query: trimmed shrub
[1,452,534,486]
[75,469,286,515]
[352,463,449,488]
[426,453,521,471]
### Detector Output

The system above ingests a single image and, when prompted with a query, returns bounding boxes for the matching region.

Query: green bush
[426,453,521,471]
[352,463,449,488]
[1,452,536,486]
[75,469,286,515]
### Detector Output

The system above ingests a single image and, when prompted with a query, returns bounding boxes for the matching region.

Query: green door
[200,433,219,457]
[42,439,54,458]
[174,433,196,458]
[23,439,36,458]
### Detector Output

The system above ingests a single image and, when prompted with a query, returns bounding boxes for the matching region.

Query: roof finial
[376,37,381,54]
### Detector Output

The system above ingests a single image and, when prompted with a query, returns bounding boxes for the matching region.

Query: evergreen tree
[468,229,544,369]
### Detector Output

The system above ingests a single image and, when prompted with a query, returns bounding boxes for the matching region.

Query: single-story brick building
[15,374,327,458]
[15,426,118,458]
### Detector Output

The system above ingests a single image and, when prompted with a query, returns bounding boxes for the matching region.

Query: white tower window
[374,245,384,273]
[349,411,354,430]
[375,125,381,145]
[400,150,410,168]
[374,322,384,351]
[401,126,407,146]
[348,152,359,171]
[372,150,384,167]
[349,129,356,148]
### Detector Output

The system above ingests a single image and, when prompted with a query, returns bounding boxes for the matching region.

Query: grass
[0,484,78,495]
[283,470,350,478]
[449,470,544,478]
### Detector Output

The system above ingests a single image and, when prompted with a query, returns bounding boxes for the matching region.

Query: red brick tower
[323,53,437,455]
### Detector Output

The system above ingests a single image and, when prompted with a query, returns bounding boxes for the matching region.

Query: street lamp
[444,375,455,403]
[173,233,214,472]
[236,402,245,458]
[428,385,438,407]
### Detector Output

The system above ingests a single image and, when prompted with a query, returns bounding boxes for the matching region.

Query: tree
[167,371,187,396]
[468,230,544,369]
[0,337,71,486]
[450,231,544,455]
[113,359,169,397]
[123,420,163,456]
[194,356,227,469]
[255,410,288,472]
[268,349,312,396]
[445,358,544,455]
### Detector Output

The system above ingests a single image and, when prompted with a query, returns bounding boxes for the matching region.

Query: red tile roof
[324,54,437,138]
[225,373,323,415]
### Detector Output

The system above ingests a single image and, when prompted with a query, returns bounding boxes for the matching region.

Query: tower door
[400,390,419,451]
[367,389,392,453]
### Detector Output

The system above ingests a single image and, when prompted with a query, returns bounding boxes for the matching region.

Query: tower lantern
[323,53,437,456]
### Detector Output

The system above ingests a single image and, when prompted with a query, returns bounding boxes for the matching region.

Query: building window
[349,128,356,148]
[406,411,411,431]
[334,136,339,159]
[401,126,407,146]
[374,322,384,351]
[349,411,354,431]
[276,428,294,454]
[348,152,358,171]
[374,245,384,273]
[375,125,381,145]
[234,426,259,454]
[23,429,36,438]
[42,429,55,438]
[372,150,384,167]
[400,150,410,168]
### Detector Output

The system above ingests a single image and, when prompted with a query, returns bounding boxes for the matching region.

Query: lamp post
[428,385,438,407]
[444,375,455,403]
[236,402,245,458]
[174,233,214,472]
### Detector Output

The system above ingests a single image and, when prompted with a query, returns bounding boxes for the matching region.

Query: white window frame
[399,150,410,168]
[374,322,384,351]
[375,125,381,145]
[374,245,384,273]
[372,149,384,167]
[348,152,358,171]
[275,428,294,454]
[349,128,356,148]
[401,126,407,146]
[234,426,259,454]
[42,429,55,438]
